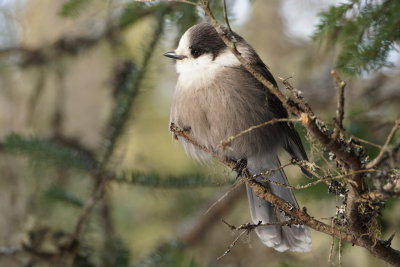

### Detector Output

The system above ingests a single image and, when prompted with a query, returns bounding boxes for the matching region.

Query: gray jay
[164,22,311,252]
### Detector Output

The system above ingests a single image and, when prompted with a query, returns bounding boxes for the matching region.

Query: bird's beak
[163,51,185,60]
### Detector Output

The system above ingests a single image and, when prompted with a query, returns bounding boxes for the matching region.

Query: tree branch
[170,120,400,265]
[219,118,301,149]
[366,120,400,169]
[331,69,346,139]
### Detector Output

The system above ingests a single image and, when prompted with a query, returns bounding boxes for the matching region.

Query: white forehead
[175,29,191,56]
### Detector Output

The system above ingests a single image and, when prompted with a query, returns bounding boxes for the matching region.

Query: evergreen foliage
[59,0,91,17]
[118,3,166,28]
[2,134,97,171]
[101,6,168,163]
[136,242,197,267]
[3,0,398,266]
[102,237,131,267]
[0,3,221,265]
[314,0,400,75]
[114,171,233,188]
[45,187,84,207]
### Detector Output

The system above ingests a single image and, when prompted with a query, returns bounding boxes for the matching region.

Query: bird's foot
[232,158,248,179]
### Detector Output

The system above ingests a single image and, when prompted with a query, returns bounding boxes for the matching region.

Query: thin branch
[328,218,335,265]
[134,0,198,6]
[256,168,377,191]
[349,135,383,149]
[338,237,342,267]
[170,123,213,154]
[217,219,302,260]
[366,120,400,169]
[280,77,313,115]
[331,69,346,138]
[216,229,247,261]
[179,186,245,247]
[69,174,109,244]
[222,0,232,34]
[112,171,233,188]
[219,118,301,149]
[204,180,243,214]
[222,219,301,231]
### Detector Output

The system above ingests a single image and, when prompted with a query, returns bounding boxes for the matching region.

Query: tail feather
[246,154,311,252]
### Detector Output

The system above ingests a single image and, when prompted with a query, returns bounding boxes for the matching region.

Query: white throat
[175,50,241,90]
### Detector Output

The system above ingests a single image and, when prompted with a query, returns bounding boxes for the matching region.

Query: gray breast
[170,67,284,161]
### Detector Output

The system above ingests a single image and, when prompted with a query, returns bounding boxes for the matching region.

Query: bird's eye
[191,48,202,58]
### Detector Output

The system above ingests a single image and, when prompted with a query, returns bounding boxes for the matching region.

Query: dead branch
[216,229,247,261]
[366,120,400,169]
[219,118,301,149]
[69,174,110,246]
[280,77,314,115]
[331,69,346,138]
[180,186,245,247]
[217,219,302,260]
[135,0,198,6]
[170,121,400,265]
[222,219,301,231]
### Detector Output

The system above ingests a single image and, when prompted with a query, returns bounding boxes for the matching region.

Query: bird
[164,22,311,252]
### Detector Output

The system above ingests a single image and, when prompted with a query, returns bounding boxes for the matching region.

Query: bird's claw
[232,158,248,179]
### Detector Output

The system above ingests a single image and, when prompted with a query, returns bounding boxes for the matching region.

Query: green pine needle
[113,171,233,188]
[45,187,84,207]
[2,134,97,171]
[313,0,400,75]
[101,7,169,163]
[59,0,91,18]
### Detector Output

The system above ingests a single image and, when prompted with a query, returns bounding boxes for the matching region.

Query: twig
[280,77,313,115]
[338,237,342,267]
[253,161,294,178]
[331,69,346,139]
[222,219,301,231]
[219,118,301,149]
[251,161,328,190]
[170,123,213,154]
[366,120,400,169]
[204,179,243,214]
[222,0,232,33]
[217,219,302,260]
[349,135,383,149]
[328,218,335,265]
[134,0,198,6]
[180,186,245,247]
[216,230,247,261]
[257,168,377,191]
[382,233,396,248]
[70,174,109,244]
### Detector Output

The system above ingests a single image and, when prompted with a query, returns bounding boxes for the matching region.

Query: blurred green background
[0,0,399,266]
